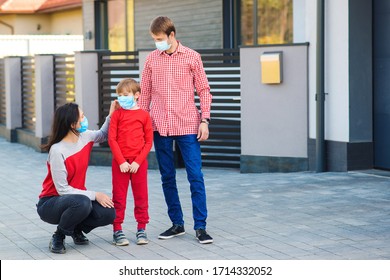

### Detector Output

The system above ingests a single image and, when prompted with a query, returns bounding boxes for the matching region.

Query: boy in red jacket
[109,78,153,246]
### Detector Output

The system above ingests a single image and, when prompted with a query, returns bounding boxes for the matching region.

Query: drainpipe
[0,20,14,34]
[316,0,326,172]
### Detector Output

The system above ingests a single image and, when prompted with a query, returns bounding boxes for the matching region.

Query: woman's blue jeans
[154,132,208,230]
[37,194,115,235]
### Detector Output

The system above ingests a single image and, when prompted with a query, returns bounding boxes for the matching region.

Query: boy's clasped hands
[119,161,140,173]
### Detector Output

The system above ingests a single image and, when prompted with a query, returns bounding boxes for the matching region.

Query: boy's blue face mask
[118,95,136,110]
[77,116,88,133]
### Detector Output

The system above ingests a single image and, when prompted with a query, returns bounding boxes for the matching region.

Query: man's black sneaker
[158,225,185,239]
[195,229,213,244]
[71,230,89,245]
[49,231,66,254]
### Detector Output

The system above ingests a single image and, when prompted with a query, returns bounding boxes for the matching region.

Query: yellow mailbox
[260,52,283,84]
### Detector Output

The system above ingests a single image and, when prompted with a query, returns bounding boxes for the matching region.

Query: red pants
[112,158,149,231]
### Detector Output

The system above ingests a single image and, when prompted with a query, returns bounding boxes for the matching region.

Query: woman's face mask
[77,116,88,133]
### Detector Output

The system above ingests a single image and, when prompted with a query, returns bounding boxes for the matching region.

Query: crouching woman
[37,102,117,254]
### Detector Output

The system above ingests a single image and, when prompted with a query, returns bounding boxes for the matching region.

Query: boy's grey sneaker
[113,230,130,246]
[158,225,185,239]
[136,229,149,245]
[195,229,213,244]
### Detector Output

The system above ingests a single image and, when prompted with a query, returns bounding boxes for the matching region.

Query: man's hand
[197,123,209,141]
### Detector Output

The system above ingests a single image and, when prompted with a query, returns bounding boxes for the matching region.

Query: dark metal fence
[21,56,35,132]
[97,51,140,127]
[0,59,5,125]
[197,49,240,168]
[54,54,76,109]
[96,49,241,168]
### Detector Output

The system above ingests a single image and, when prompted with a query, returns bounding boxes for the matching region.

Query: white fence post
[4,56,22,141]
[35,54,54,140]
[74,51,99,130]
[138,50,150,79]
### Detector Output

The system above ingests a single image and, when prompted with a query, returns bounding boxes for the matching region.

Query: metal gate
[197,49,240,168]
[21,56,35,132]
[97,51,139,125]
[53,54,76,109]
[0,59,5,125]
[97,49,241,168]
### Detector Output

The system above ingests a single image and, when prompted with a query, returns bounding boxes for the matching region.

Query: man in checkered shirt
[139,16,213,244]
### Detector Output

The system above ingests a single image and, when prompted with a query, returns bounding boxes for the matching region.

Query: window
[241,0,293,46]
[107,0,134,51]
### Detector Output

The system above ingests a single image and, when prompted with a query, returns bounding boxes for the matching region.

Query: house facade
[0,0,84,57]
[1,0,389,173]
[83,0,386,172]
[0,0,83,35]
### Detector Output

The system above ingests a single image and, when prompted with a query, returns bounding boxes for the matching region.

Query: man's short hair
[150,16,176,36]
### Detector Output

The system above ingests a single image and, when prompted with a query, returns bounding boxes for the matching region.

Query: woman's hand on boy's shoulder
[109,100,120,117]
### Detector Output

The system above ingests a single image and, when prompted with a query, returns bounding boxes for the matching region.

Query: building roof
[37,0,82,13]
[0,0,46,13]
[0,0,9,7]
[0,0,81,13]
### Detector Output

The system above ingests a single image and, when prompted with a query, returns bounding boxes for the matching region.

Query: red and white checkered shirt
[139,42,212,136]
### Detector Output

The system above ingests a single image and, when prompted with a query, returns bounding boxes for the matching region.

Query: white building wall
[325,0,349,142]
[306,0,317,140]
[82,0,96,50]
[0,35,84,57]
[306,0,350,142]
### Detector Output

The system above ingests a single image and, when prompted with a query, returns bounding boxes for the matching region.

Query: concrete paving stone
[2,251,35,260]
[177,249,222,260]
[1,137,390,260]
[144,247,187,260]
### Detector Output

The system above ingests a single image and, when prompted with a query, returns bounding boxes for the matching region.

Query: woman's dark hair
[41,103,80,152]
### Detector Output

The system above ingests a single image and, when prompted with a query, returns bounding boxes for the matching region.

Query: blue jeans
[154,132,208,230]
[37,194,115,235]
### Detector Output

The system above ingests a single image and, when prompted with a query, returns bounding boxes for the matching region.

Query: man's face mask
[155,40,171,51]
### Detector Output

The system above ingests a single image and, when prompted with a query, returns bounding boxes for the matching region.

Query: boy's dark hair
[150,16,176,37]
[116,78,141,95]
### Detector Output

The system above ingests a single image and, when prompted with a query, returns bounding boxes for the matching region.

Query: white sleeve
[48,146,96,200]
